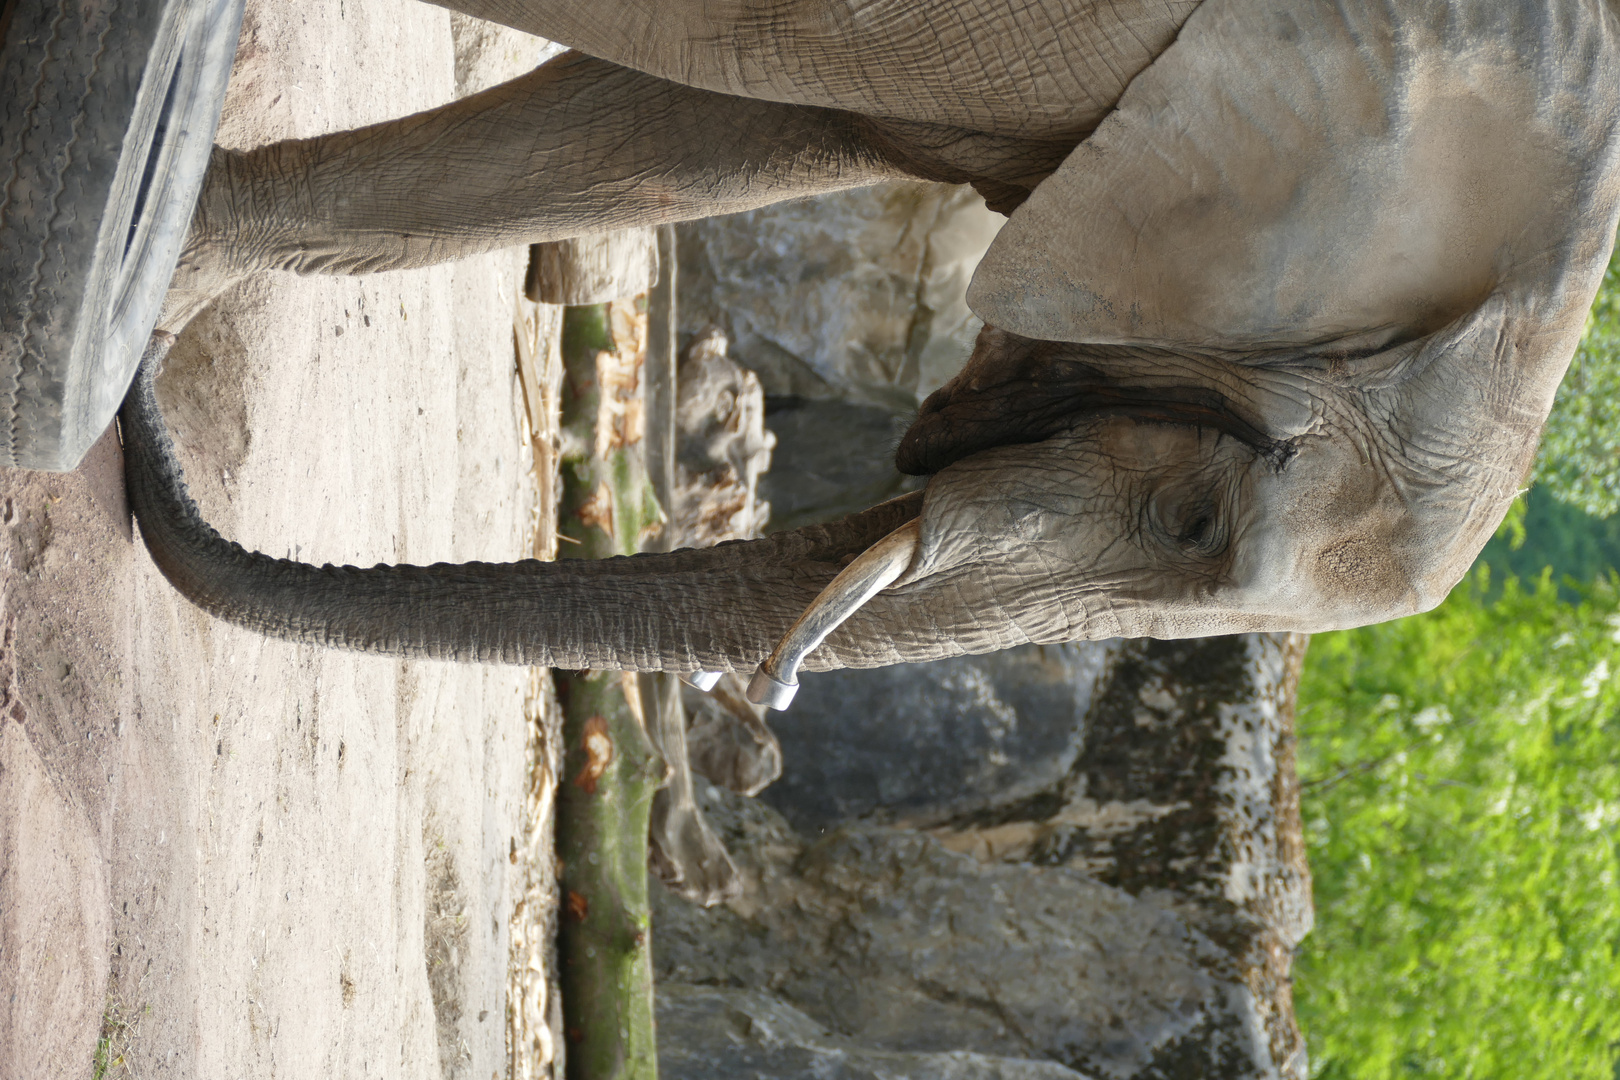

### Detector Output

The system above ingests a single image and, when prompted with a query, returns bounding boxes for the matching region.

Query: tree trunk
[529,230,660,306]
[554,302,664,1080]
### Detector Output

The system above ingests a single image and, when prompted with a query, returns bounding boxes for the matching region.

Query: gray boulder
[654,635,1313,1080]
[754,397,921,533]
[676,182,1000,410]
[659,984,1094,1080]
[760,642,1115,833]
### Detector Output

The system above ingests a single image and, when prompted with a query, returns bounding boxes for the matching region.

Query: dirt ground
[0,4,559,1077]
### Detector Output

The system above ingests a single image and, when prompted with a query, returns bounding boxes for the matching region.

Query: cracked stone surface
[760,642,1116,833]
[676,182,1001,411]
[658,984,1095,1080]
[676,183,1001,534]
[652,635,1312,1080]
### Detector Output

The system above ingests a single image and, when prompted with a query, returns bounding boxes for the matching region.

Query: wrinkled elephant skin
[130,0,1620,673]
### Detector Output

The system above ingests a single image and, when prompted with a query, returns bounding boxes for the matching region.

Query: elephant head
[884,0,1620,643]
[123,0,1620,689]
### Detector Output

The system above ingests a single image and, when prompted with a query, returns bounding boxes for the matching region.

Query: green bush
[1533,238,1620,519]
[1295,571,1620,1079]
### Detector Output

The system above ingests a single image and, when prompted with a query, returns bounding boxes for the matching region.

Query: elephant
[130,0,1620,696]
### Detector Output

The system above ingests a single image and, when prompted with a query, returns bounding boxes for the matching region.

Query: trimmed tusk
[747,519,921,710]
[681,670,722,692]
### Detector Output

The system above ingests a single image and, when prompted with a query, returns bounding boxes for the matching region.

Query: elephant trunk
[120,338,929,673]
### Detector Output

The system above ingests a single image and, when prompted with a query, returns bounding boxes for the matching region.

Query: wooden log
[639,224,688,881]
[509,291,568,1080]
[637,226,740,905]
[554,302,665,1080]
[643,226,678,540]
[528,230,660,306]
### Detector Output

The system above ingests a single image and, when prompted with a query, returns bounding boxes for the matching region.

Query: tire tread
[6,1,118,460]
[2,0,238,470]
[1,0,119,465]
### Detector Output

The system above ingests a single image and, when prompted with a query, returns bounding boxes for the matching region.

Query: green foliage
[1478,490,1620,595]
[1294,571,1620,1079]
[1532,237,1620,518]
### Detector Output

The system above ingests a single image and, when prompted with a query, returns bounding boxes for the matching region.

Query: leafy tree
[1293,571,1620,1079]
[1530,235,1620,518]
[1477,489,1620,594]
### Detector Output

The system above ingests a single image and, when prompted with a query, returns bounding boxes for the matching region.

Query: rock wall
[653,635,1313,1080]
[677,183,1000,410]
[760,643,1116,832]
[677,183,998,530]
[658,985,1091,1080]
[669,183,1312,1079]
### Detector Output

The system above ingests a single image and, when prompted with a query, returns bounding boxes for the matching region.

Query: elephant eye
[1173,505,1228,558]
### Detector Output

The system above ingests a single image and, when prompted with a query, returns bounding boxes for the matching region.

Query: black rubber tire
[0,0,243,471]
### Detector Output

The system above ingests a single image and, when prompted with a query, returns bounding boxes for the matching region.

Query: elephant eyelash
[1142,481,1230,560]
[1116,405,1295,470]
[1156,486,1231,558]
[1176,512,1228,558]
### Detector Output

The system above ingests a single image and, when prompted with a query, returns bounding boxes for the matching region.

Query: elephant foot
[649,786,741,907]
[156,236,254,335]
[156,146,269,335]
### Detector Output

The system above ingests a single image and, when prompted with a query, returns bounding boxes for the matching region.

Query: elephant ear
[967,0,1614,352]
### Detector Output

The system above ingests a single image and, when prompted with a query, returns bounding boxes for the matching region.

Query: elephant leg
[161,53,913,331]
[416,0,1197,139]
